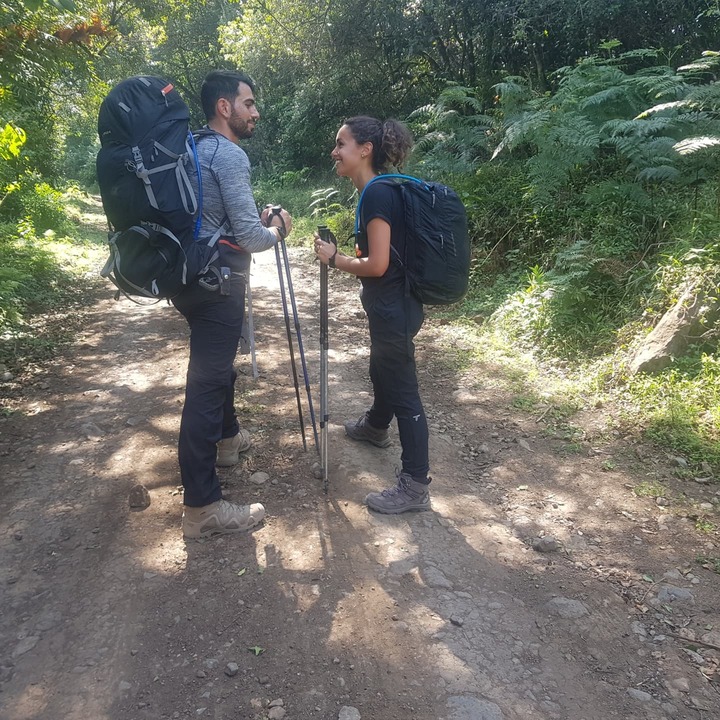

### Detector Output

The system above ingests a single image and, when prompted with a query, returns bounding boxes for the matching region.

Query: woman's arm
[315,217,391,277]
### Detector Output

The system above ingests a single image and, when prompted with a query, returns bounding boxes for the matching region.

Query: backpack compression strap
[131,139,197,217]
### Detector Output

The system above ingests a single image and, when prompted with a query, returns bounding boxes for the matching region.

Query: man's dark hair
[201,70,256,121]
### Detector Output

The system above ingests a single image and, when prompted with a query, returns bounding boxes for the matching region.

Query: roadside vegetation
[1,0,719,478]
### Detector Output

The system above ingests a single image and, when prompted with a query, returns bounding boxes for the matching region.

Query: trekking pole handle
[265,204,287,239]
[317,225,337,246]
[317,225,338,267]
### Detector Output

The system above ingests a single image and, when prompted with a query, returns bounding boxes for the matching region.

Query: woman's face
[331,125,369,177]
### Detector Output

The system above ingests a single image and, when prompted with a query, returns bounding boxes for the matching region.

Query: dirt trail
[1,245,719,720]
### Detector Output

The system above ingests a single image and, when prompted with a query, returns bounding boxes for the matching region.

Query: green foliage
[633,481,666,498]
[252,168,315,216]
[696,555,720,574]
[408,84,495,177]
[309,187,344,218]
[0,224,69,330]
[19,0,75,10]
[492,52,720,208]
[0,188,105,368]
[440,51,720,358]
[1,174,73,234]
[0,121,28,213]
[624,353,720,470]
[306,185,355,248]
[0,123,27,161]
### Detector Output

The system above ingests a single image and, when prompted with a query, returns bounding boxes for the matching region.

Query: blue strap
[354,173,430,234]
[188,130,203,241]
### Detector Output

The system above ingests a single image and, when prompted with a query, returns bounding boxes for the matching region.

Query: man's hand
[261,205,293,239]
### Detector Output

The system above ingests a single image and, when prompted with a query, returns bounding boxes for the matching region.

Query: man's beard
[229,109,253,140]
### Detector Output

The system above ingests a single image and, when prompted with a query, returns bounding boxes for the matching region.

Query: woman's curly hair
[344,116,413,173]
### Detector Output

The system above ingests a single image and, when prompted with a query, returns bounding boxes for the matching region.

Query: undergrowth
[0,188,106,372]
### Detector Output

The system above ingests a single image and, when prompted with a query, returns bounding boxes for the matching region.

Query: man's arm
[213,144,279,253]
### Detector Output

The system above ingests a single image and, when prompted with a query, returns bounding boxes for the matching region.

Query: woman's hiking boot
[344,414,392,448]
[183,499,265,539]
[365,471,430,514]
[216,429,252,467]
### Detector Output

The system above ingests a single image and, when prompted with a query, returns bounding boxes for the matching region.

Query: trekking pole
[274,241,307,450]
[318,225,335,493]
[245,273,259,380]
[278,235,319,453]
[267,208,307,451]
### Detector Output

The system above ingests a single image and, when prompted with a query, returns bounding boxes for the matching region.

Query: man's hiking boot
[365,471,431,514]
[344,414,391,448]
[216,429,251,467]
[183,499,265,539]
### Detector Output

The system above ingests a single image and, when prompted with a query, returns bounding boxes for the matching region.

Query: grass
[0,187,107,373]
[696,555,720,574]
[695,518,717,534]
[511,395,539,411]
[633,481,666,498]
[445,268,720,477]
[620,356,720,473]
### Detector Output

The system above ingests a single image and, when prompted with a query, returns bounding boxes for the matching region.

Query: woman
[314,116,431,514]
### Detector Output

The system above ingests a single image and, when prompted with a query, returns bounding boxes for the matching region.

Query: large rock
[629,281,720,374]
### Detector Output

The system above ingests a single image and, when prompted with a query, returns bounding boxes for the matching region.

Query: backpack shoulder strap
[189,128,225,241]
[354,173,430,234]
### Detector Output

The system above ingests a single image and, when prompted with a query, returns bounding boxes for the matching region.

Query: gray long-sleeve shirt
[190,129,277,269]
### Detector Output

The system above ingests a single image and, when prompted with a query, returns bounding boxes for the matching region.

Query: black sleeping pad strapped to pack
[355,173,470,306]
[96,75,215,300]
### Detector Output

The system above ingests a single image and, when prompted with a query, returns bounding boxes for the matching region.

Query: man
[173,70,292,540]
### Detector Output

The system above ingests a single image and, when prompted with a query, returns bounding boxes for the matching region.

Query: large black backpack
[96,76,215,299]
[355,174,470,305]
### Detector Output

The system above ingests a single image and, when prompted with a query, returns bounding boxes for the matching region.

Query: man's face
[227,82,260,140]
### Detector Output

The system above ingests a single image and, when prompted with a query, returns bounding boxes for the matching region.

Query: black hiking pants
[362,289,430,483]
[172,276,245,507]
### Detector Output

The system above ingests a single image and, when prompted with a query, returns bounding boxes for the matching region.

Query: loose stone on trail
[656,585,695,605]
[423,566,453,589]
[268,707,286,720]
[446,695,504,720]
[338,707,361,720]
[80,422,105,440]
[12,635,39,658]
[532,536,560,552]
[627,688,654,703]
[545,597,589,619]
[128,484,151,509]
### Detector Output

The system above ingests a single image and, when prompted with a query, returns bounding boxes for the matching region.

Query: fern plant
[492,50,720,203]
[407,84,496,178]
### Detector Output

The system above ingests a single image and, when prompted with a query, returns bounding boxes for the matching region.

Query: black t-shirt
[355,180,406,302]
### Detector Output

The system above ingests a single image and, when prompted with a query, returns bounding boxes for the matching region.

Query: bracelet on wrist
[329,249,338,268]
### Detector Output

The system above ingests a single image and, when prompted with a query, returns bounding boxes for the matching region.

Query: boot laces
[381,471,412,497]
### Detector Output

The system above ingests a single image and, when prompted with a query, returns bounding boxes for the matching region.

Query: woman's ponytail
[380,120,413,171]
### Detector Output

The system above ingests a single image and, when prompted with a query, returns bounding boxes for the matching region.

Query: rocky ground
[1,243,720,720]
